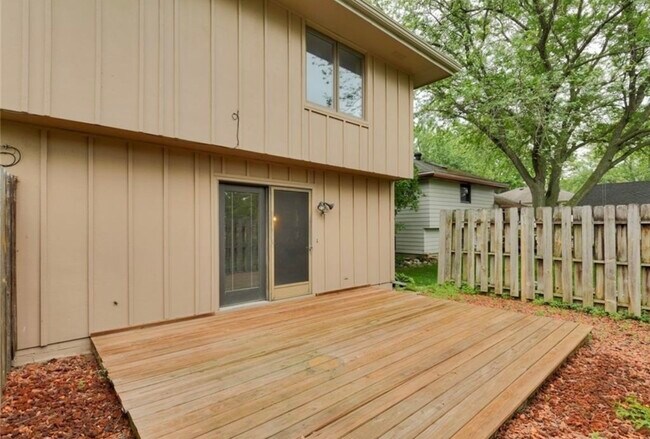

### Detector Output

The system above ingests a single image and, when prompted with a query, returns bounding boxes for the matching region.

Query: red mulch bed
[1,297,648,438]
[455,294,650,439]
[1,355,134,439]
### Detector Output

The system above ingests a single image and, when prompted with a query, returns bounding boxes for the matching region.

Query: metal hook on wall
[0,144,21,168]
[231,110,240,148]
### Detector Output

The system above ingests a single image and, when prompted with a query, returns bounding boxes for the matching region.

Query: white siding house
[396,155,507,255]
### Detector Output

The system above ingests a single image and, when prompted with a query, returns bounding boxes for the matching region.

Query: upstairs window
[306,28,364,119]
[460,183,472,203]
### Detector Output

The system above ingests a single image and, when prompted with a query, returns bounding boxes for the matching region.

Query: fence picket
[479,209,489,292]
[453,210,464,287]
[437,210,448,284]
[509,208,519,298]
[467,210,476,288]
[628,204,641,316]
[561,206,573,303]
[440,203,650,315]
[603,206,617,312]
[541,207,554,302]
[581,206,594,308]
[494,209,504,295]
[521,207,535,300]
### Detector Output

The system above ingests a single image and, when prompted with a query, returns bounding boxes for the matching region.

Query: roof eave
[419,171,509,189]
[336,0,461,86]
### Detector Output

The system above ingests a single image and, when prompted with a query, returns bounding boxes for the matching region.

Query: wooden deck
[91,287,591,439]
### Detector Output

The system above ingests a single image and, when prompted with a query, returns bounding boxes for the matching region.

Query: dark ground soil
[1,355,133,439]
[1,294,648,438]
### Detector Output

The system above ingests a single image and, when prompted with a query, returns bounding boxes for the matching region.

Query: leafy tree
[395,166,423,213]
[374,0,650,206]
[415,121,524,188]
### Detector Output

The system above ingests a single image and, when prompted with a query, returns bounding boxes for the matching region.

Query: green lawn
[395,263,438,288]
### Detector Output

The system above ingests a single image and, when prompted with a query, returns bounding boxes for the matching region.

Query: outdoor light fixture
[317,201,335,215]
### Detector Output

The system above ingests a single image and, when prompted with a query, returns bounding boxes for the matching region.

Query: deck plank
[91,289,591,439]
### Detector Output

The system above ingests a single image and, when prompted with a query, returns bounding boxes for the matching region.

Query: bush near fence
[438,204,650,316]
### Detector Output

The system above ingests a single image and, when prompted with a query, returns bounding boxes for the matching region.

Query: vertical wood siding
[1,0,413,179]
[2,121,394,350]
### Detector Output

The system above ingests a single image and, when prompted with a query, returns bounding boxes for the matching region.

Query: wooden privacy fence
[0,169,17,398]
[438,204,650,316]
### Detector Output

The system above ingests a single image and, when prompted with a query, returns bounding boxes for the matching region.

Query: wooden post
[520,207,535,301]
[494,209,504,295]
[604,205,617,312]
[581,206,594,308]
[509,208,519,298]
[561,206,574,303]
[453,210,464,287]
[479,209,489,292]
[466,210,476,288]
[438,210,448,284]
[627,204,641,316]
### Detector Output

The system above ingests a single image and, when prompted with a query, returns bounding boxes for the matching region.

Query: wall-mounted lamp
[317,201,335,215]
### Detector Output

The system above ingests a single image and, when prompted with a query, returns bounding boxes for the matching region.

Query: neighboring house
[494,187,575,207]
[396,153,507,255]
[577,181,650,206]
[0,0,459,362]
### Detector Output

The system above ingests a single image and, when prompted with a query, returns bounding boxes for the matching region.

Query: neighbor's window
[306,28,364,118]
[460,183,471,203]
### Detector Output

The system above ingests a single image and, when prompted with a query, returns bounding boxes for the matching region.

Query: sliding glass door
[219,184,267,307]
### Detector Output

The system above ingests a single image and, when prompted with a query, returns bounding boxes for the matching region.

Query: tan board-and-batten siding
[1,0,414,179]
[3,120,395,351]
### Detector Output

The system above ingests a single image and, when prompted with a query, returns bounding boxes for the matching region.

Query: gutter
[419,171,509,189]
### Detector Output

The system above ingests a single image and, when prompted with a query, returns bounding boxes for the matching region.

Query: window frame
[460,183,472,204]
[305,27,365,120]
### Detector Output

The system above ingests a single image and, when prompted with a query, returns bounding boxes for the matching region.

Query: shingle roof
[413,158,508,189]
[577,182,650,206]
[494,187,574,207]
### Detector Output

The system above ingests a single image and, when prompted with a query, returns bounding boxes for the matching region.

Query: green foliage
[396,264,438,287]
[423,282,478,300]
[395,272,415,284]
[533,298,650,323]
[395,166,423,213]
[415,122,523,188]
[372,0,650,207]
[615,396,650,431]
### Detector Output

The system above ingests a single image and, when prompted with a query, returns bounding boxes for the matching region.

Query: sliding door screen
[272,189,310,299]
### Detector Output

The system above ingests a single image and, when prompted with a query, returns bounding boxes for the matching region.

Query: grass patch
[396,261,650,324]
[396,263,476,299]
[532,298,650,324]
[395,264,438,288]
[615,395,650,431]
